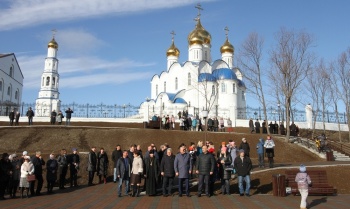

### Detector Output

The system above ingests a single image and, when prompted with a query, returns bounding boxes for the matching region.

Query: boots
[130,185,135,197]
[21,188,24,199]
[136,185,141,197]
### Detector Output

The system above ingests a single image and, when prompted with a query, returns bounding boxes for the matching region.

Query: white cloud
[0,0,215,31]
[17,55,156,89]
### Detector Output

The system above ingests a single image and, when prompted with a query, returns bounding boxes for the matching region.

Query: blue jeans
[178,178,189,195]
[114,168,117,182]
[258,153,264,167]
[118,178,130,196]
[238,175,251,195]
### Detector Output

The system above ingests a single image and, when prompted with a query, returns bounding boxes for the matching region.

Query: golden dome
[220,37,234,54]
[166,40,180,57]
[188,19,211,45]
[48,38,58,49]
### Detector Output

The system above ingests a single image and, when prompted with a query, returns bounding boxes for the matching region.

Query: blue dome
[212,68,237,80]
[198,73,216,82]
[174,98,187,104]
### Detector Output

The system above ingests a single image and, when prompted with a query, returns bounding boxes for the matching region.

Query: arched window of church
[0,81,2,91]
[233,83,236,93]
[221,83,226,93]
[7,86,11,96]
[212,85,215,95]
[9,66,13,77]
[156,85,158,95]
[188,73,191,86]
[46,76,50,86]
[175,77,178,90]
[164,81,166,92]
[15,91,18,99]
[52,77,56,86]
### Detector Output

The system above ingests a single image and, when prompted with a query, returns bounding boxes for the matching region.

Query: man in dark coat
[68,148,80,187]
[26,107,35,125]
[238,138,250,157]
[274,121,279,134]
[234,149,252,196]
[0,153,13,200]
[50,110,57,125]
[174,145,192,197]
[255,120,261,133]
[116,150,131,197]
[160,148,175,197]
[65,107,74,126]
[249,119,254,133]
[30,151,45,196]
[207,117,213,131]
[15,111,21,126]
[87,147,97,186]
[57,149,68,189]
[9,109,15,126]
[46,154,58,194]
[112,145,122,183]
[9,154,20,198]
[262,120,267,133]
[196,146,215,197]
[144,150,160,196]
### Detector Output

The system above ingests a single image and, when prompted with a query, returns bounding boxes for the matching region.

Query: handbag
[27,174,36,182]
[225,165,234,171]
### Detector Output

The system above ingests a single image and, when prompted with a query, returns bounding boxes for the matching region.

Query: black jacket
[233,156,252,176]
[144,157,160,181]
[88,151,97,172]
[0,159,13,181]
[217,153,232,180]
[68,154,80,170]
[112,149,122,168]
[239,142,250,156]
[116,157,131,178]
[196,153,215,175]
[160,155,175,177]
[31,156,45,175]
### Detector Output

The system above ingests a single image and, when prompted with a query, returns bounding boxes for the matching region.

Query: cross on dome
[170,30,176,41]
[195,3,203,18]
[224,26,229,38]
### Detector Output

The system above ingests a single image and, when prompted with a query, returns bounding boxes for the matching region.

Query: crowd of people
[248,119,300,136]
[6,107,74,126]
[0,135,280,200]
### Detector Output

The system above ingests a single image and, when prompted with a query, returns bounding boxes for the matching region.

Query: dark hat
[149,150,155,154]
[72,148,77,151]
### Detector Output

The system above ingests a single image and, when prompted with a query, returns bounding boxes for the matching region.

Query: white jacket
[20,162,34,178]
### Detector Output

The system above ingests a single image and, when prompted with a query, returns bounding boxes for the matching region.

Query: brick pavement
[0,183,349,209]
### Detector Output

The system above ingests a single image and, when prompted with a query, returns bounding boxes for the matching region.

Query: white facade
[35,37,61,117]
[139,16,246,122]
[0,53,24,115]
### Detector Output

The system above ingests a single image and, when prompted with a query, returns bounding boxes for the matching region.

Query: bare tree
[238,32,270,134]
[329,62,343,142]
[334,48,350,142]
[306,59,330,138]
[269,28,315,141]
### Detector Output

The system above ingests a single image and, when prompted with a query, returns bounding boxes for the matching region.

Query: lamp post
[278,103,281,124]
[159,95,163,129]
[114,104,117,118]
[146,97,151,121]
[122,104,126,118]
[202,110,209,142]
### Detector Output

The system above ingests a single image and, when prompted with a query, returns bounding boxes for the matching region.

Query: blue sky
[1,0,349,111]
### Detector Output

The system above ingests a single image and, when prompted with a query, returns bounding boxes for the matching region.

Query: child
[295,164,312,209]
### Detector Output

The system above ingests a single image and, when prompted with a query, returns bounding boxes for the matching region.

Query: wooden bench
[147,120,161,129]
[285,170,336,196]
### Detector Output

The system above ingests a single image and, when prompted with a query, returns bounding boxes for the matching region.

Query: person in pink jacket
[295,164,312,209]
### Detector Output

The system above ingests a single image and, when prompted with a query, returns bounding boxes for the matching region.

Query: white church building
[139,9,246,122]
[35,35,61,116]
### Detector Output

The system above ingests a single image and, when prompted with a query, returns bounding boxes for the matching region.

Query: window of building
[175,77,178,90]
[46,76,50,86]
[0,81,2,91]
[221,83,226,93]
[188,73,191,86]
[212,85,215,95]
[233,83,236,93]
[15,91,18,99]
[9,66,13,77]
[156,84,158,96]
[164,81,166,92]
[52,77,56,86]
[7,86,11,96]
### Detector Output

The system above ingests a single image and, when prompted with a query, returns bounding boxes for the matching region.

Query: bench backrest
[285,170,329,186]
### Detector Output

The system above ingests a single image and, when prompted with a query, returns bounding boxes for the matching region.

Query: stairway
[333,151,350,161]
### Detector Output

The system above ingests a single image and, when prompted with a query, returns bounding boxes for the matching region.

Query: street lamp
[122,104,127,118]
[278,103,281,124]
[254,111,257,120]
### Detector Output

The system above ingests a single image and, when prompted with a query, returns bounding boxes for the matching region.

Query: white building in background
[35,35,61,116]
[0,53,24,115]
[139,7,246,122]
